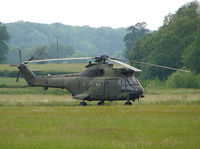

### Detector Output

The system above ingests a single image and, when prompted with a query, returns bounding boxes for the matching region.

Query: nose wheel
[125,95,132,105]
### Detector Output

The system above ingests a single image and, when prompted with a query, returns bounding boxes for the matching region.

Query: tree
[182,30,200,73]
[123,22,150,58]
[126,1,200,80]
[0,23,10,63]
[48,43,76,58]
[32,46,50,60]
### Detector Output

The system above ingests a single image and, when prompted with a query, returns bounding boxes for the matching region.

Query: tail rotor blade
[16,71,20,82]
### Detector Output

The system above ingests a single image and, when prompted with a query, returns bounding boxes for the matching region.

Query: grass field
[0,63,87,72]
[0,63,123,77]
[0,105,199,149]
[0,73,200,148]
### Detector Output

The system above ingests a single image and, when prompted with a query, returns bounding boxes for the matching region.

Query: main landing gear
[125,101,132,105]
[97,101,104,106]
[79,99,134,106]
[79,100,87,106]
[125,96,132,105]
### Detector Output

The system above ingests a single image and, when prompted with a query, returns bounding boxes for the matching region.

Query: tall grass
[0,76,200,106]
[0,87,199,106]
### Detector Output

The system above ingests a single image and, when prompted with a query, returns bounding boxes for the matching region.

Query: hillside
[6,22,126,63]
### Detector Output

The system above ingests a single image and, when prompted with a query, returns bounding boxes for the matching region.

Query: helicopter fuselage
[33,75,144,101]
[18,63,144,102]
[13,52,187,105]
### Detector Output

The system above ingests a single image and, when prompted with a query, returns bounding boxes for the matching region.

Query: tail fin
[18,64,36,86]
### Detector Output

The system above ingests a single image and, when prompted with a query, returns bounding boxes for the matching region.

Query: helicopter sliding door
[104,79,120,100]
[89,79,105,100]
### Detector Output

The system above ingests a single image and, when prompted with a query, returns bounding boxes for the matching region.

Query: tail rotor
[10,49,34,82]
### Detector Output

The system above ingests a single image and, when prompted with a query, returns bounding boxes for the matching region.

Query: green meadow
[0,63,86,73]
[0,105,199,149]
[0,64,200,149]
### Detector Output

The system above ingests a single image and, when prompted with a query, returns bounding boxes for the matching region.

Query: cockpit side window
[119,77,139,85]
[118,76,140,92]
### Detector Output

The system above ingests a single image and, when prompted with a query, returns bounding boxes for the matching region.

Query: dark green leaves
[0,23,10,63]
[126,1,200,79]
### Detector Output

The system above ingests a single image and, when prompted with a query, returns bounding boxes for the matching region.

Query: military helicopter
[11,50,188,106]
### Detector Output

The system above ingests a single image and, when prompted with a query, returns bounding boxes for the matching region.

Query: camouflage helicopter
[11,50,188,106]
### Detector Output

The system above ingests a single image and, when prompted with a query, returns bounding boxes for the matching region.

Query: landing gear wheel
[125,101,132,105]
[80,101,87,106]
[97,101,104,106]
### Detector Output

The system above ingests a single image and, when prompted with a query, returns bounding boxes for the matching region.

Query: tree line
[3,22,126,63]
[124,1,200,81]
[0,23,10,63]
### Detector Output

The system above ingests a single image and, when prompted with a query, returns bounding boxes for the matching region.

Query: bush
[140,77,165,89]
[166,71,200,88]
[0,84,7,88]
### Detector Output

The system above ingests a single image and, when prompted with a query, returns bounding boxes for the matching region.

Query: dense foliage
[5,22,126,63]
[126,1,200,80]
[0,23,10,63]
[123,22,150,58]
[32,46,51,60]
[182,30,200,73]
[166,71,200,88]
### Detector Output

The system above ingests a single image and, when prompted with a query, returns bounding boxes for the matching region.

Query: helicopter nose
[137,86,144,95]
[129,86,144,100]
[133,85,144,97]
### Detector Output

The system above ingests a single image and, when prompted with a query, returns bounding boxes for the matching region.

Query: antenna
[56,35,59,64]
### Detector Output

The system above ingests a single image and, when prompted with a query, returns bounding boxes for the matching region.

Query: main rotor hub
[95,55,109,63]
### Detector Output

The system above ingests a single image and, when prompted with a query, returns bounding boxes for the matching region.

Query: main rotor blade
[115,58,190,72]
[24,57,93,63]
[107,58,142,72]
[19,49,22,64]
[16,71,20,82]
[24,56,34,64]
[27,56,34,62]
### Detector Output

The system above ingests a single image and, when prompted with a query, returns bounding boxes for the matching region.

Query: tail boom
[18,64,36,86]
